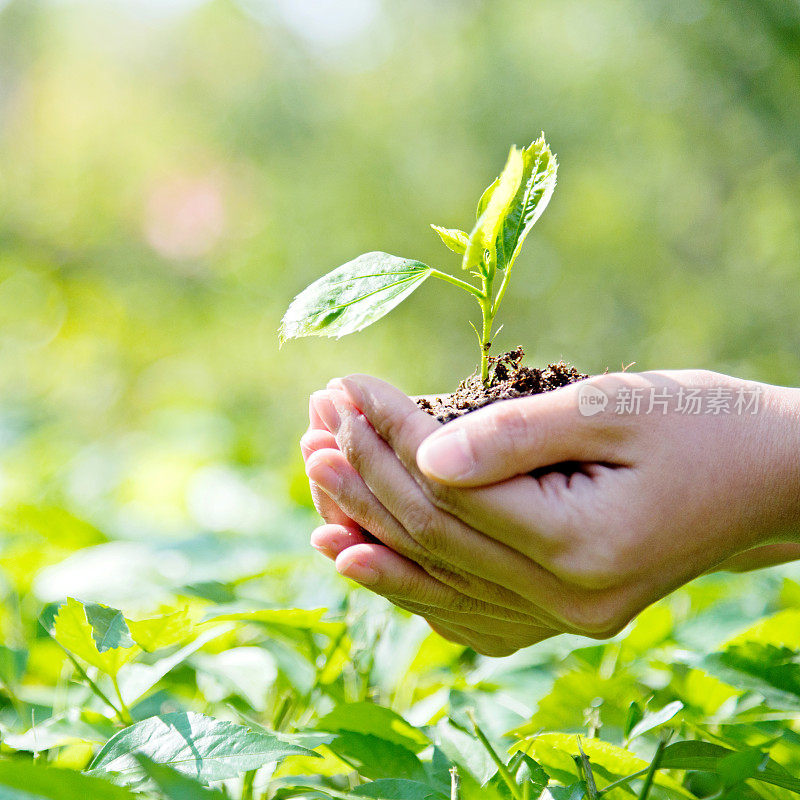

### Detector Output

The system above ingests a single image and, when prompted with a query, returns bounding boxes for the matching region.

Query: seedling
[279,134,558,388]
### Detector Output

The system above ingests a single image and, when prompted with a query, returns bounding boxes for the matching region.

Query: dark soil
[416,346,588,423]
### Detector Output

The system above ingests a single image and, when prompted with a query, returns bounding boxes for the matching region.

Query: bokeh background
[1,0,799,614]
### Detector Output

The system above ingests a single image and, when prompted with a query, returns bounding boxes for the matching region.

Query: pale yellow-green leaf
[204,607,344,636]
[128,607,194,652]
[724,609,800,649]
[462,146,524,271]
[53,598,139,677]
[511,733,691,796]
[430,224,469,255]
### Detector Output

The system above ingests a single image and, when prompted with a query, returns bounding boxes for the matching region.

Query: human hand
[302,370,800,655]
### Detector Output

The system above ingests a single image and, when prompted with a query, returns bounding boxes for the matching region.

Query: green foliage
[280,135,558,386]
[279,253,433,343]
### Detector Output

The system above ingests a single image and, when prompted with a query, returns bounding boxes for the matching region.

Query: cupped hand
[302,370,800,656]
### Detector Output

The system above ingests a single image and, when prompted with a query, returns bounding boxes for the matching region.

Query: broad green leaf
[117,624,230,706]
[429,719,495,785]
[127,607,193,652]
[725,609,800,649]
[205,607,342,635]
[660,741,800,793]
[462,147,524,271]
[476,177,499,219]
[544,783,587,800]
[627,700,683,741]
[0,645,27,686]
[514,734,689,796]
[52,598,139,677]
[430,224,469,255]
[0,761,137,800]
[703,643,800,708]
[325,732,428,782]
[623,701,643,739]
[84,603,134,653]
[352,780,448,799]
[3,713,107,753]
[316,703,429,753]
[487,752,549,799]
[89,711,316,783]
[279,252,432,342]
[495,135,557,271]
[134,755,226,799]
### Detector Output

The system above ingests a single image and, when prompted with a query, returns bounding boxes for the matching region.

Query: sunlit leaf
[0,645,27,687]
[495,134,557,271]
[279,252,432,342]
[84,603,134,653]
[52,598,139,677]
[316,703,429,753]
[430,224,469,255]
[462,147,524,271]
[89,711,316,783]
[0,761,137,800]
[352,779,448,799]
[133,755,226,799]
[627,701,683,741]
[325,732,428,782]
[127,607,194,652]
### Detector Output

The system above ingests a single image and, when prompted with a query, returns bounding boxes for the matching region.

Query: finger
[306,449,546,623]
[300,428,338,460]
[327,395,577,613]
[334,542,534,623]
[310,523,370,559]
[303,433,358,528]
[414,380,629,486]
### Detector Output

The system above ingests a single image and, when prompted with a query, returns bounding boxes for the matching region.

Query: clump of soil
[417,346,588,423]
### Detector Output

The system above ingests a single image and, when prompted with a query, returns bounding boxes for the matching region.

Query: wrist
[758,383,800,544]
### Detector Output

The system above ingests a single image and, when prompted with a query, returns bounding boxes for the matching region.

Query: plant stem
[428,268,485,299]
[60,649,126,725]
[111,675,134,726]
[636,738,667,800]
[450,766,460,800]
[468,710,522,800]
[242,768,257,800]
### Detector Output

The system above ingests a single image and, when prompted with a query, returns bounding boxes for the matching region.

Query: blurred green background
[1,0,799,603]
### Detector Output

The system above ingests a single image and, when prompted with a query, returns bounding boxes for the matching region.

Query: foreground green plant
[280,135,557,387]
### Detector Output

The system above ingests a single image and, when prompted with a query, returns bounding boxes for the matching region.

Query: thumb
[415,380,620,486]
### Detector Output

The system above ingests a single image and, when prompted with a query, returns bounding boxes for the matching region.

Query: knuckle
[559,593,631,637]
[401,504,441,551]
[419,478,462,514]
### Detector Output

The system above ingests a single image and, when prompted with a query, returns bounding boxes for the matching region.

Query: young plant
[279,134,558,387]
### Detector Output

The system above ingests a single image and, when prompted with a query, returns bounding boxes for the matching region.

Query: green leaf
[325,732,428,782]
[205,607,342,635]
[430,225,469,255]
[52,598,139,677]
[627,700,683,741]
[0,761,137,800]
[462,147,524,271]
[3,713,108,753]
[623,701,643,739]
[703,643,800,708]
[127,607,193,652]
[495,134,557,271]
[545,782,587,800]
[352,780,448,799]
[279,252,432,342]
[487,752,549,799]
[89,711,316,783]
[134,755,227,799]
[84,603,134,653]
[316,703,429,753]
[660,741,800,793]
[0,645,27,687]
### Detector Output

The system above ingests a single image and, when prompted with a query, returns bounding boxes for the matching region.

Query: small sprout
[280,134,558,388]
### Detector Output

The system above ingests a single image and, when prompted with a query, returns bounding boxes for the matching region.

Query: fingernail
[311,392,340,434]
[339,377,364,409]
[327,377,345,391]
[306,460,340,495]
[311,541,336,559]
[338,554,379,586]
[416,427,474,481]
